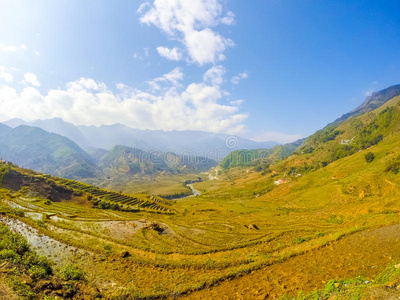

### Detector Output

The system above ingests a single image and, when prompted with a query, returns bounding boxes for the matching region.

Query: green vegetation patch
[0,223,52,278]
[58,264,86,281]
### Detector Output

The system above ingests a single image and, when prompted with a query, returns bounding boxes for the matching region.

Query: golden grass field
[2,97,400,299]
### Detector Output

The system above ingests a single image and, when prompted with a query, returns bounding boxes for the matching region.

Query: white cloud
[203,65,225,86]
[157,46,182,61]
[35,50,40,56]
[0,72,247,135]
[23,72,40,87]
[0,43,27,52]
[0,72,13,83]
[133,52,142,60]
[137,2,150,14]
[364,90,373,97]
[140,0,235,65]
[147,67,184,90]
[66,77,106,91]
[221,11,235,25]
[134,48,150,60]
[231,77,240,84]
[231,72,249,84]
[184,28,234,65]
[0,66,13,83]
[229,99,244,106]
[162,67,184,84]
[252,131,303,144]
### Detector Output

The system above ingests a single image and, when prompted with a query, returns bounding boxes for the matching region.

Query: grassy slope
[0,95,400,298]
[218,139,303,170]
[98,145,217,175]
[2,128,400,299]
[192,95,400,227]
[0,125,98,179]
[279,262,400,299]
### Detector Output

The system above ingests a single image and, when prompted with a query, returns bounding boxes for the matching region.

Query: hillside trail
[183,224,400,299]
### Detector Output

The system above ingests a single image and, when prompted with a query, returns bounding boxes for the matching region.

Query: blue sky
[0,0,399,143]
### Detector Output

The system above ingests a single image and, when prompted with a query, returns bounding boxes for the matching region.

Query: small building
[274,178,288,185]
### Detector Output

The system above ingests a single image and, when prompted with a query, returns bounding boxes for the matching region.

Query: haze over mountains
[2,84,400,180]
[0,123,220,179]
[0,123,99,178]
[0,118,276,179]
[3,118,278,158]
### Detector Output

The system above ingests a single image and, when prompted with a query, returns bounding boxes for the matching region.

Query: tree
[365,152,375,163]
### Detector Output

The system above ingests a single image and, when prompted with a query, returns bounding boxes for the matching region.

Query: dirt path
[183,224,400,299]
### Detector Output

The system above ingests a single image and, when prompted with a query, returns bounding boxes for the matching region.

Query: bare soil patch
[183,224,400,299]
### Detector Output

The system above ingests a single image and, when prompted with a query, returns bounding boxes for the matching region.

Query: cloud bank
[0,69,247,135]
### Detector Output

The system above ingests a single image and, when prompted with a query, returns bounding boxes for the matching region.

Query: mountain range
[218,83,400,170]
[0,124,218,179]
[2,83,400,180]
[2,118,278,159]
[0,124,99,178]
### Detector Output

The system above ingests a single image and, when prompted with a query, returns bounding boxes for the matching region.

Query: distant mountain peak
[334,84,400,124]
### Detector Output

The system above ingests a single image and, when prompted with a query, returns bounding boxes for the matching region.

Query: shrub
[36,255,52,274]
[0,249,21,263]
[13,208,25,217]
[0,164,9,185]
[336,145,357,159]
[386,155,400,174]
[326,214,344,224]
[323,280,338,298]
[98,200,111,209]
[102,243,112,252]
[36,220,47,228]
[294,237,306,244]
[22,253,52,275]
[6,277,37,300]
[110,203,121,211]
[28,265,48,279]
[59,264,85,281]
[0,232,30,255]
[364,152,375,163]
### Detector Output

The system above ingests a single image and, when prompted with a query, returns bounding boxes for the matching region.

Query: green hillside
[279,94,400,175]
[2,87,400,299]
[98,145,217,175]
[0,162,173,213]
[218,139,304,170]
[0,125,99,179]
[0,126,217,180]
[218,85,400,173]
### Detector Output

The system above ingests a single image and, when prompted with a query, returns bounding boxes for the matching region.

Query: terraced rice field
[51,176,175,213]
[2,140,400,299]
